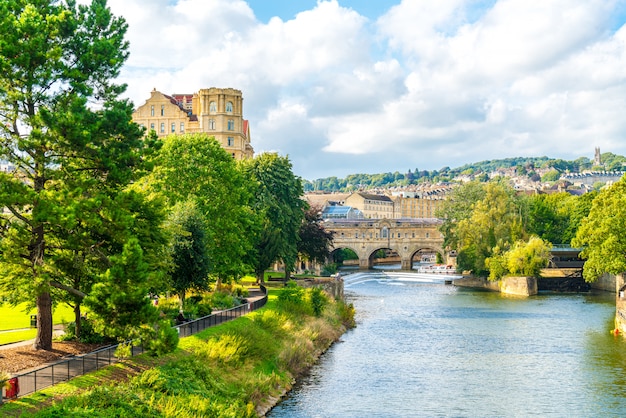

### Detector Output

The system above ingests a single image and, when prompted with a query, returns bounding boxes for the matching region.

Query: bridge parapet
[324,218,447,270]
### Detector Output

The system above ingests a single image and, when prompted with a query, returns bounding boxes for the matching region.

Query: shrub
[309,287,328,317]
[337,301,356,329]
[145,320,180,357]
[62,318,111,344]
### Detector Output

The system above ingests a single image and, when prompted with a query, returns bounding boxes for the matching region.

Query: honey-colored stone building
[132,87,254,160]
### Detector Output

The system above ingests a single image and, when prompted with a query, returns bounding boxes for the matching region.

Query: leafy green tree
[437,181,487,250]
[243,153,305,282]
[541,170,561,182]
[0,0,161,350]
[167,200,210,309]
[486,237,551,280]
[85,238,159,341]
[524,193,569,244]
[298,205,334,266]
[143,133,257,286]
[572,178,626,282]
[448,181,525,275]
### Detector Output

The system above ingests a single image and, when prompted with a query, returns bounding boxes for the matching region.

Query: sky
[102,0,626,181]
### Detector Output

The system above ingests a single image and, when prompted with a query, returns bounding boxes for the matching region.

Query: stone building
[344,192,395,219]
[132,87,254,160]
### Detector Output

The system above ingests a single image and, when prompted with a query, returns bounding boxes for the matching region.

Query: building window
[150,105,154,116]
[227,119,234,130]
[227,137,234,146]
[226,101,233,113]
[160,122,165,133]
[161,105,165,116]
[381,227,388,238]
[150,123,155,131]
[209,101,217,113]
[180,122,184,132]
[209,119,215,130]
[171,122,175,133]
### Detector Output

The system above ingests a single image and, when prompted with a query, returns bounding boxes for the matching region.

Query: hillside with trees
[303,154,626,192]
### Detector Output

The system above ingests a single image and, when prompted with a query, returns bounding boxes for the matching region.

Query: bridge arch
[325,218,448,270]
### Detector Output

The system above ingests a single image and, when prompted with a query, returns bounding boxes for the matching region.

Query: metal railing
[2,285,267,401]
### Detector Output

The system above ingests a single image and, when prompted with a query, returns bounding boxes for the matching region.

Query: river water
[268,274,626,417]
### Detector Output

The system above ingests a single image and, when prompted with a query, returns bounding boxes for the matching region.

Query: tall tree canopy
[141,133,257,285]
[0,0,164,349]
[242,153,305,282]
[572,177,626,282]
[298,205,334,266]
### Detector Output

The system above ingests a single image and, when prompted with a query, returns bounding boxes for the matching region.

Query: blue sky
[104,0,626,180]
[247,0,398,22]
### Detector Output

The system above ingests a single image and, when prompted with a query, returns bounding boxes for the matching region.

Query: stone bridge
[324,218,448,270]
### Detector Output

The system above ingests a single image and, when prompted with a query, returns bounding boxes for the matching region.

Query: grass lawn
[0,329,37,345]
[0,303,75,331]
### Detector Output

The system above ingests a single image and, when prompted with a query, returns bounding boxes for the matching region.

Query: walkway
[1,286,268,401]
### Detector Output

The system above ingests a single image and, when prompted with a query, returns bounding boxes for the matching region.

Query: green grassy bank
[1,286,355,417]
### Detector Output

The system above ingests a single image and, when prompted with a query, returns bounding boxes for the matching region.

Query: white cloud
[102,0,626,179]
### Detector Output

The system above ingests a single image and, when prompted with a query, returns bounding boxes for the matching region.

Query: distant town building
[345,192,395,219]
[594,147,602,167]
[132,87,254,160]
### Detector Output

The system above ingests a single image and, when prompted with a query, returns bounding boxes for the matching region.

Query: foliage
[443,181,525,275]
[524,192,596,245]
[242,153,305,281]
[309,287,328,317]
[84,239,161,343]
[572,177,626,282]
[142,133,258,285]
[298,205,334,264]
[166,200,211,306]
[15,287,349,417]
[62,318,111,344]
[486,237,551,281]
[0,0,163,350]
[277,281,305,306]
[321,263,338,277]
[144,320,180,357]
[541,170,561,182]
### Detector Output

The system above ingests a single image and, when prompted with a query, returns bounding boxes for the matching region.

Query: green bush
[210,292,237,310]
[144,320,180,357]
[62,318,111,344]
[309,287,327,317]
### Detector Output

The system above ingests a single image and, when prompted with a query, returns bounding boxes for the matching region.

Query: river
[268,273,626,417]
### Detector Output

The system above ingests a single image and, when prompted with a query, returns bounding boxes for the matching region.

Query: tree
[85,238,159,340]
[487,236,551,281]
[242,153,305,282]
[142,133,257,286]
[440,181,525,275]
[298,205,334,267]
[167,200,210,308]
[0,0,162,350]
[437,181,487,250]
[572,178,626,282]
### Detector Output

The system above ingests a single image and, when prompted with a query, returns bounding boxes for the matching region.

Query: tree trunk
[33,292,53,350]
[74,304,82,340]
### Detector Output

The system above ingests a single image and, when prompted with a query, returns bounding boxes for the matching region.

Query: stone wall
[453,276,537,296]
[298,278,344,300]
[591,273,616,292]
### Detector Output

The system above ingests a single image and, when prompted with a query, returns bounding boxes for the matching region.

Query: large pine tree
[0,0,161,349]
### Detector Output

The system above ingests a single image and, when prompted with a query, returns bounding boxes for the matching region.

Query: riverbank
[0,286,354,417]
